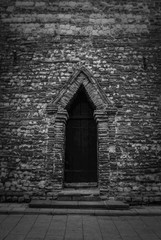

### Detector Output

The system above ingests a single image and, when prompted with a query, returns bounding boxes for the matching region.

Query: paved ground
[1,214,161,240]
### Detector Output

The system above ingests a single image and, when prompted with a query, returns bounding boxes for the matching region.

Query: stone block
[12,196,18,202]
[7,6,15,12]
[143,196,149,203]
[35,2,46,7]
[154,196,161,202]
[132,196,142,203]
[15,1,34,7]
[5,182,11,188]
[92,30,99,36]
[152,186,159,191]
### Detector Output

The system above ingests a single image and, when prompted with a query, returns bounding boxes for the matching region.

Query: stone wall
[0,0,161,204]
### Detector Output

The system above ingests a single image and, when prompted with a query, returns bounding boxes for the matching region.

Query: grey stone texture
[0,0,161,204]
[1,213,161,240]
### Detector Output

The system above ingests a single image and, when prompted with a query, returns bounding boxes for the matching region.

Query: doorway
[65,86,97,183]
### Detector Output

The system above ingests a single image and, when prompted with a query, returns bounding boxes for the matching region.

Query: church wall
[0,0,161,203]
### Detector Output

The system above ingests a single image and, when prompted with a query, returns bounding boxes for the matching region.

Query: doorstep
[29,199,129,210]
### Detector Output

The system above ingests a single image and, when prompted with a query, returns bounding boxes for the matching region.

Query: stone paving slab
[1,214,161,240]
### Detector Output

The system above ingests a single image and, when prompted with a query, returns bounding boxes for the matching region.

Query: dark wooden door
[65,87,97,183]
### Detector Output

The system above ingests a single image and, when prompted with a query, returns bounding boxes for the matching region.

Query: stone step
[29,200,129,210]
[64,182,98,188]
[57,188,100,201]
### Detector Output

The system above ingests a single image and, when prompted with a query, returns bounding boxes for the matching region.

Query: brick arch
[47,67,114,112]
[46,67,117,193]
[55,72,107,110]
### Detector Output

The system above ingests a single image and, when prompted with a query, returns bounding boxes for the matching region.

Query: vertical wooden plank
[65,87,97,183]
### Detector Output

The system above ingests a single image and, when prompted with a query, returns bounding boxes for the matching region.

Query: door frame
[46,67,117,193]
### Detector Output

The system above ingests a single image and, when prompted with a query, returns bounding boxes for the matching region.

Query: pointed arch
[47,66,116,115]
[46,67,117,193]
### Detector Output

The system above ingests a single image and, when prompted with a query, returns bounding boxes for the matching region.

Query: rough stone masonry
[0,0,161,204]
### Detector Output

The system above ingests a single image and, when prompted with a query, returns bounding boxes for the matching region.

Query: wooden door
[65,87,97,183]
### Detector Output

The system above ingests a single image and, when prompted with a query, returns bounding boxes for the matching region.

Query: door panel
[65,87,97,183]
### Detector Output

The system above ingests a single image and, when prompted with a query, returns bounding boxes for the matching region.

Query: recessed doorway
[64,86,97,183]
